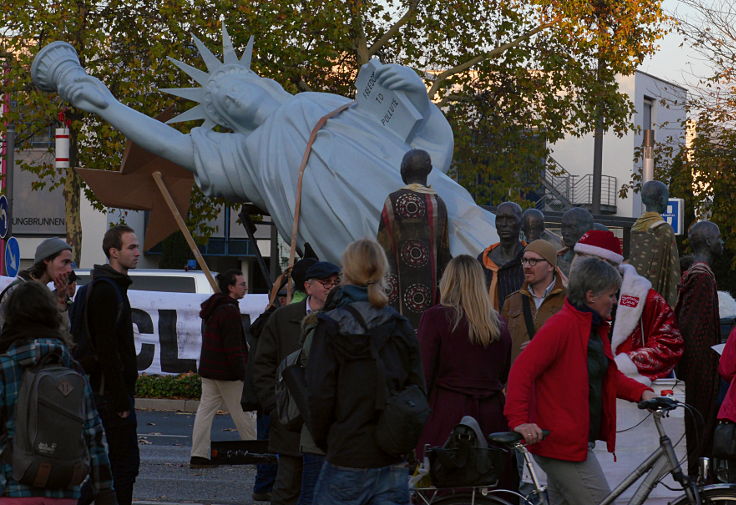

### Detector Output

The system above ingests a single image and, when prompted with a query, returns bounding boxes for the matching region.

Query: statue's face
[217,77,281,131]
[495,205,522,243]
[522,217,544,242]
[561,212,590,247]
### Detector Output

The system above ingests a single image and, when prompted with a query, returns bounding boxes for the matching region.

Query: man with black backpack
[76,225,140,505]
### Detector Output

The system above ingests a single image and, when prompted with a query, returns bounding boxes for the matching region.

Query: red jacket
[505,300,650,462]
[718,327,736,423]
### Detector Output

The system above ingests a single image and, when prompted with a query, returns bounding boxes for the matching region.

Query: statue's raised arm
[32,24,497,264]
[32,41,195,169]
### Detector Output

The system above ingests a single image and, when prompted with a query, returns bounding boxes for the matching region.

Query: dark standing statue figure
[557,207,594,278]
[478,202,525,310]
[521,208,563,250]
[377,149,451,329]
[675,220,722,477]
[629,181,680,308]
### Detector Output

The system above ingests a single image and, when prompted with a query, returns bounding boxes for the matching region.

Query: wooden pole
[151,171,219,293]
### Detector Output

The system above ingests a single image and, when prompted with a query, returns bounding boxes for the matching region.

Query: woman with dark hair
[416,254,510,457]
[0,237,73,328]
[0,281,116,504]
[505,257,655,505]
[307,239,425,505]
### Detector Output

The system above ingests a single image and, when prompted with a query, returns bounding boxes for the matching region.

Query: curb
[135,398,200,412]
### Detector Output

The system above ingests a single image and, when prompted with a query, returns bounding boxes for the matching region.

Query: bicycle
[417,397,736,505]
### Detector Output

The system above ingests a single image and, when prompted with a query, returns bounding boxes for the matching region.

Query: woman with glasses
[415,255,512,462]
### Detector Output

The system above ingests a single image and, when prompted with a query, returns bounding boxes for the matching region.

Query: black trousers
[79,395,140,505]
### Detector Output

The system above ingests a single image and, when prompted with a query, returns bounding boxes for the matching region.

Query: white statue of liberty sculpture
[32,24,497,264]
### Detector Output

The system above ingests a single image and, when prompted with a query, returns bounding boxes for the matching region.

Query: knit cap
[34,237,72,264]
[573,230,624,265]
[524,239,558,267]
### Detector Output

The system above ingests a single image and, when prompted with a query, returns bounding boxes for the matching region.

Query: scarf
[402,183,437,195]
[632,211,664,232]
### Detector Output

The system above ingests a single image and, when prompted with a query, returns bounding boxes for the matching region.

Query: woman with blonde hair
[307,239,425,505]
[415,254,512,457]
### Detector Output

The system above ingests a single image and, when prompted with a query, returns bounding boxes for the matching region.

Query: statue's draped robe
[377,187,451,329]
[675,262,720,476]
[629,213,680,308]
[189,92,497,264]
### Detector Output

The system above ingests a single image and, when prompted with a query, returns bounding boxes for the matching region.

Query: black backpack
[342,305,430,458]
[1,351,90,489]
[68,277,123,375]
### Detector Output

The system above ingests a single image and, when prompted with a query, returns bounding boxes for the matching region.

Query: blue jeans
[298,453,325,505]
[253,412,277,494]
[313,461,409,505]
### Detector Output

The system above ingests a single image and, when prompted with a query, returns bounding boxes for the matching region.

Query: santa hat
[573,230,624,265]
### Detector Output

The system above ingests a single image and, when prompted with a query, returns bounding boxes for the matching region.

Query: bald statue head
[522,208,545,242]
[641,180,669,214]
[560,207,594,248]
[400,149,432,186]
[496,201,523,245]
[689,220,722,261]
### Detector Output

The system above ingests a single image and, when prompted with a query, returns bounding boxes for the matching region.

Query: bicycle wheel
[670,484,736,505]
[431,492,515,505]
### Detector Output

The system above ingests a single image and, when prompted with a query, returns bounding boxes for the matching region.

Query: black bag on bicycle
[427,416,507,488]
[713,420,736,459]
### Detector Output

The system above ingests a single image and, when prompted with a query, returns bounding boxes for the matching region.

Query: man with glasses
[190,269,255,468]
[501,240,566,362]
[253,261,340,505]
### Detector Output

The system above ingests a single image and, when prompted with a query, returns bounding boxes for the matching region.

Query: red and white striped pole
[55,123,70,170]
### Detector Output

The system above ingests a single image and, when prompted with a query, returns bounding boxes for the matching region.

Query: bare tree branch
[366,0,420,61]
[427,19,557,100]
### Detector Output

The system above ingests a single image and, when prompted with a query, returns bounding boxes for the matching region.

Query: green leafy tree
[2,0,669,260]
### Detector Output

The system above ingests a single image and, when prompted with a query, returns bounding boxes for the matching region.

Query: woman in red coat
[505,257,654,505]
[416,255,512,457]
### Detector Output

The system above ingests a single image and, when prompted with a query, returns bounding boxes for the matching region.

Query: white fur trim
[574,243,624,265]
[610,264,651,353]
[615,354,652,385]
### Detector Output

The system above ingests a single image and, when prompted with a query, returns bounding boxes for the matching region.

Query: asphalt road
[134,409,260,505]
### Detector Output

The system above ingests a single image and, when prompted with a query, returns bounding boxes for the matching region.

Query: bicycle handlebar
[637,396,679,412]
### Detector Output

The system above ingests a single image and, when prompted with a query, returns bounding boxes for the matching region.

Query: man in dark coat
[79,225,140,505]
[676,220,723,476]
[190,269,254,467]
[252,261,339,505]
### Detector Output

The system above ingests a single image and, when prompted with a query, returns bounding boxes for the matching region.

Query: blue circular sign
[0,195,8,240]
[5,236,20,277]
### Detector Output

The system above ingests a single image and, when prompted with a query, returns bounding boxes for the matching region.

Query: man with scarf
[377,149,451,329]
[628,181,680,308]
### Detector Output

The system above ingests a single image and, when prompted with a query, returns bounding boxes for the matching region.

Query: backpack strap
[521,295,536,340]
[342,304,389,411]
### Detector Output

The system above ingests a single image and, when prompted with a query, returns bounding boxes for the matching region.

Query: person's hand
[514,422,543,445]
[117,410,130,419]
[53,271,69,293]
[640,390,656,402]
[58,75,112,113]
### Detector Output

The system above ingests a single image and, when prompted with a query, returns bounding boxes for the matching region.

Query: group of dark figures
[215,149,732,505]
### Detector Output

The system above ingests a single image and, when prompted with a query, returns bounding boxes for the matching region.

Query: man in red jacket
[190,269,255,467]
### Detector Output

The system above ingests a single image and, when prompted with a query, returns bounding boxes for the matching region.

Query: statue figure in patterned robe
[675,220,722,476]
[377,149,451,329]
[628,181,680,308]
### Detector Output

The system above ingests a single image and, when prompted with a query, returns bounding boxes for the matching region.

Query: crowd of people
[0,180,735,505]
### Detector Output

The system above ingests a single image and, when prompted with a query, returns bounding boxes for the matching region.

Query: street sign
[4,236,20,277]
[662,198,685,235]
[0,195,8,239]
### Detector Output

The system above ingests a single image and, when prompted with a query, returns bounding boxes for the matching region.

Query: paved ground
[134,408,260,505]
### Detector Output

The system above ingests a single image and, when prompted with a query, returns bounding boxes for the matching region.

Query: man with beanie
[252,261,340,505]
[572,230,683,385]
[501,239,566,362]
[0,237,73,329]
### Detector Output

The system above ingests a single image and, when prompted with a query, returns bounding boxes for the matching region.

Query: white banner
[0,275,268,375]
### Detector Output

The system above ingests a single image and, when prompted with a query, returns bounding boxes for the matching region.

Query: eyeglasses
[521,257,547,267]
[316,278,340,289]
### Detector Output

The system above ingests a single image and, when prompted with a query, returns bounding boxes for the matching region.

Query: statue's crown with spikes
[162,23,255,130]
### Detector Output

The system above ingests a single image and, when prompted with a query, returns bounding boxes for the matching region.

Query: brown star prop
[75,111,194,250]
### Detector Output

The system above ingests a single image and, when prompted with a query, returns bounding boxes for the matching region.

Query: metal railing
[537,157,617,212]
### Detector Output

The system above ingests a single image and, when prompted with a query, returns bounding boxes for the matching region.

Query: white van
[75,269,216,294]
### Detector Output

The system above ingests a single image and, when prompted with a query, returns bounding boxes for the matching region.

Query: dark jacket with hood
[86,264,137,413]
[198,293,248,381]
[306,285,426,468]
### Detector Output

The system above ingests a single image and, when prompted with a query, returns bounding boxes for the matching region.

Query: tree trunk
[65,133,82,265]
